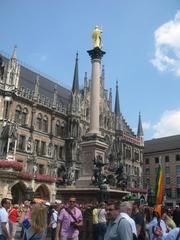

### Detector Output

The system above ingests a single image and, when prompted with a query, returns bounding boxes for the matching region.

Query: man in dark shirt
[132,202,145,240]
[173,205,180,227]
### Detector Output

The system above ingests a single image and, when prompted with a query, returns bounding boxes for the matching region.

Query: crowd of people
[0,197,180,240]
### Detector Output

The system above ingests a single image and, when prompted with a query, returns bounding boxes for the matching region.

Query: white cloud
[151,11,180,76]
[152,109,180,138]
[142,121,151,130]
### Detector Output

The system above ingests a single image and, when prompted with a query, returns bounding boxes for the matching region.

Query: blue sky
[1,0,180,140]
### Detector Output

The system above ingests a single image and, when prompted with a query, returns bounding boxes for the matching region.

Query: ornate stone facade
[0,44,144,203]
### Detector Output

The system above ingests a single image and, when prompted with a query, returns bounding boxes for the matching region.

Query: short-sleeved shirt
[58,207,83,238]
[92,208,98,224]
[0,207,9,235]
[9,208,18,223]
[98,209,106,223]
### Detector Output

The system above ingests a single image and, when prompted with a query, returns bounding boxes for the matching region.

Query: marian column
[77,26,108,190]
[87,26,105,135]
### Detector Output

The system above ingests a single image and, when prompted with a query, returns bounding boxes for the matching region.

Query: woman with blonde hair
[20,204,47,240]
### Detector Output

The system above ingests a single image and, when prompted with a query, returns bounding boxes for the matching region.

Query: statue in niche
[67,165,76,185]
[56,165,67,185]
[27,138,32,152]
[9,123,18,139]
[52,168,57,178]
[8,123,18,151]
[33,165,38,176]
[48,143,53,157]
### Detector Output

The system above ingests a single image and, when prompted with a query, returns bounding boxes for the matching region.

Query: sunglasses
[69,201,76,203]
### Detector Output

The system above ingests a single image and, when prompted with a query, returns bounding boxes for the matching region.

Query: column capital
[87,47,106,60]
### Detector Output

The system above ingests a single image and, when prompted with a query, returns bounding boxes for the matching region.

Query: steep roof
[144,135,180,153]
[20,64,71,106]
[0,54,71,106]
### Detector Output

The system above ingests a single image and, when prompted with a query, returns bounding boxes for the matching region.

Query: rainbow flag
[155,164,164,205]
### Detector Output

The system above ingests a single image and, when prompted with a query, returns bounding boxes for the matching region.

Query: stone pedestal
[76,135,108,187]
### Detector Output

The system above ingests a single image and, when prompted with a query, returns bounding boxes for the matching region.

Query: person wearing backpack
[20,204,47,240]
[104,201,133,240]
[55,197,83,240]
[119,201,137,239]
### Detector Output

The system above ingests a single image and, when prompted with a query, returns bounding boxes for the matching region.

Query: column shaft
[89,59,100,134]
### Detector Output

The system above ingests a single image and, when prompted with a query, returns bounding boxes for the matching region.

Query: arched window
[36,113,42,130]
[15,105,21,123]
[55,120,60,136]
[21,108,28,125]
[42,115,48,132]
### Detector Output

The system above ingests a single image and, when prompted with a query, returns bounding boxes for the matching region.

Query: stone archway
[34,184,50,201]
[11,181,27,204]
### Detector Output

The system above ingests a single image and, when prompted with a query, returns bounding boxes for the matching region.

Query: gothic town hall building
[0,45,144,203]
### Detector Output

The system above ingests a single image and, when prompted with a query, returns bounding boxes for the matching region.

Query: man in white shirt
[0,198,12,240]
[119,201,137,237]
[50,205,58,240]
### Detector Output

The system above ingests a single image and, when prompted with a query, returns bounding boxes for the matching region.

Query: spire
[12,45,17,59]
[53,84,57,108]
[5,45,20,89]
[33,75,39,101]
[84,72,88,88]
[109,88,112,111]
[137,112,144,137]
[114,80,120,115]
[101,65,105,88]
[109,88,112,102]
[72,52,79,94]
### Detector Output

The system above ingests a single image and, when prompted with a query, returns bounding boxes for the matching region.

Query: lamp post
[99,182,109,203]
